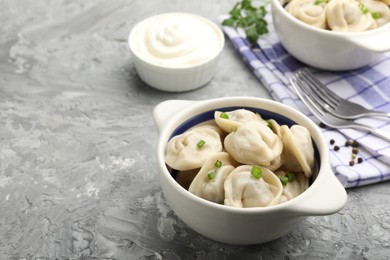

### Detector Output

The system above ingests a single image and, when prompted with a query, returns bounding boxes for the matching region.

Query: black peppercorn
[334,145,340,151]
[357,157,363,164]
[319,122,326,128]
[345,139,354,147]
[330,139,335,145]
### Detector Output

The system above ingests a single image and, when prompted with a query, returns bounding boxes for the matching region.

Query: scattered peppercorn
[319,122,326,128]
[330,138,363,166]
[345,139,354,147]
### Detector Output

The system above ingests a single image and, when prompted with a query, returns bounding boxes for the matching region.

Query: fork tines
[291,70,326,115]
[295,68,340,110]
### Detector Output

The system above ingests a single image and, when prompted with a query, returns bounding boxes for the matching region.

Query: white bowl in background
[271,0,390,71]
[153,97,347,245]
[129,13,225,92]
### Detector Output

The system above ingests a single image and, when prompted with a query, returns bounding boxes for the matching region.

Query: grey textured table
[1,0,390,259]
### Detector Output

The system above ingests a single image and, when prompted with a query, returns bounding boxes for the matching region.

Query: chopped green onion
[208,171,216,180]
[280,172,295,186]
[266,119,272,129]
[371,12,380,19]
[215,160,222,168]
[197,140,206,148]
[279,176,288,186]
[286,172,296,182]
[359,3,369,14]
[314,0,328,4]
[251,165,262,180]
[220,112,229,119]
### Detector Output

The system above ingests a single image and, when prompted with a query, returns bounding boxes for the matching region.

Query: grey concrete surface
[1,0,389,259]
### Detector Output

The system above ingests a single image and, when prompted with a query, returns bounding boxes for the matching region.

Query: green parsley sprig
[222,0,269,46]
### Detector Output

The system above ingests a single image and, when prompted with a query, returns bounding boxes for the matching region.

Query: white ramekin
[128,13,225,92]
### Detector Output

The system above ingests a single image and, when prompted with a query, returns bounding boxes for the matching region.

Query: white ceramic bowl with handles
[153,97,347,245]
[271,0,390,71]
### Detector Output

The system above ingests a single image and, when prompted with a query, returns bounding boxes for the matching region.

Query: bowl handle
[290,163,347,216]
[347,28,390,52]
[153,100,195,132]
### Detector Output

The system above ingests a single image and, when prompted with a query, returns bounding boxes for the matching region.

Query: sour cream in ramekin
[130,13,224,68]
[128,13,224,92]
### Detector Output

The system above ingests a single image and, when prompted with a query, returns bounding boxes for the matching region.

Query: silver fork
[290,75,390,142]
[294,68,390,119]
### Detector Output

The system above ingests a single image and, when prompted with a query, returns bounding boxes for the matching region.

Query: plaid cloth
[220,13,390,188]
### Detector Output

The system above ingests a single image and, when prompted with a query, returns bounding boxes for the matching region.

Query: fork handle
[351,123,390,142]
[365,111,390,119]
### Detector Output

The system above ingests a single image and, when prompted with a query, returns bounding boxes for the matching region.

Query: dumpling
[295,171,309,191]
[188,152,237,204]
[360,0,390,27]
[264,156,283,172]
[280,125,315,178]
[224,122,283,166]
[165,125,223,171]
[189,123,227,143]
[285,0,327,29]
[275,170,309,203]
[224,165,283,208]
[379,0,390,5]
[214,109,267,133]
[267,118,282,138]
[326,0,377,32]
[260,119,284,171]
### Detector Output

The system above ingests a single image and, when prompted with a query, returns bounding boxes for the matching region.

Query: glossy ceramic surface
[271,0,390,71]
[153,97,347,245]
[128,13,224,92]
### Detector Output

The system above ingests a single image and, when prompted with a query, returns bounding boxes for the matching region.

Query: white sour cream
[130,13,224,68]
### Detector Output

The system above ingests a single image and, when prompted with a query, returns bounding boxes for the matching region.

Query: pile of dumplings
[284,0,390,32]
[165,109,316,208]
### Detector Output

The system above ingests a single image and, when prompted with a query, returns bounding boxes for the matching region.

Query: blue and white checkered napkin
[220,14,390,188]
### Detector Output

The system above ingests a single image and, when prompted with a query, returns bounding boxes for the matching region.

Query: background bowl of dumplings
[271,0,390,71]
[153,97,347,245]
